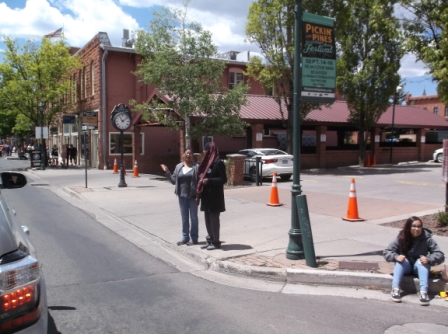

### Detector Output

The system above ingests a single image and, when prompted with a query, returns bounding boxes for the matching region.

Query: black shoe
[177,240,188,246]
[207,244,221,250]
[391,288,401,303]
[419,291,430,306]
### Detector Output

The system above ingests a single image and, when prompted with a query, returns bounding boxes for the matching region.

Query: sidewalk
[22,165,448,295]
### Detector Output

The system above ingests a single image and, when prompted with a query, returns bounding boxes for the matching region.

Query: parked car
[238,148,293,181]
[434,148,443,163]
[0,172,48,333]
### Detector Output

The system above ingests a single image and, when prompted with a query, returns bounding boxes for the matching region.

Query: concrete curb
[209,260,287,282]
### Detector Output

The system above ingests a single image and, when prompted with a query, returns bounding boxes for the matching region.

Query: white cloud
[399,53,429,78]
[0,0,139,47]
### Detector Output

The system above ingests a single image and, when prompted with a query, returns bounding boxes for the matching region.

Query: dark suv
[0,172,48,333]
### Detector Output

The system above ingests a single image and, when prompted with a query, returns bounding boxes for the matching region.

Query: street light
[38,101,45,170]
[389,86,402,164]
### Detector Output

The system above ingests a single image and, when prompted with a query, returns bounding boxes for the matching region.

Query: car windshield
[258,150,287,156]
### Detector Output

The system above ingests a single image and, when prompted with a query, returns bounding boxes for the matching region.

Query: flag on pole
[44,27,63,38]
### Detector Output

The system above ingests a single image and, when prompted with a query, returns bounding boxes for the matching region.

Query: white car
[433,148,443,163]
[0,172,48,334]
[239,148,293,181]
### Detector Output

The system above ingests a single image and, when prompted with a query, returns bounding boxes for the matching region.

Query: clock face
[114,113,131,130]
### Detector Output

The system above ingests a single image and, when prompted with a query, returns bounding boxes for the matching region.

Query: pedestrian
[51,145,58,167]
[383,216,445,305]
[161,149,199,246]
[196,142,227,250]
[61,144,68,168]
[1,145,6,158]
[69,144,77,165]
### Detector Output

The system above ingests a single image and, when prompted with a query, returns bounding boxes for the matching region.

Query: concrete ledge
[287,269,392,289]
[210,260,287,282]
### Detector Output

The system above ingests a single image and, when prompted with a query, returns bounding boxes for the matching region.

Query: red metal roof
[240,96,448,128]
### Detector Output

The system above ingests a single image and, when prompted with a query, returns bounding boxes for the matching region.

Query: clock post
[118,129,127,187]
[111,104,132,188]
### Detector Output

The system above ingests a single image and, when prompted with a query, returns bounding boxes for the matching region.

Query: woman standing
[196,142,227,250]
[383,216,444,305]
[161,149,199,245]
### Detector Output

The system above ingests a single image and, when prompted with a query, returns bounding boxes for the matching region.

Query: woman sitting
[383,216,444,305]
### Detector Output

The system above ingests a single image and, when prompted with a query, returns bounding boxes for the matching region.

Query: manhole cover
[29,184,50,186]
[338,261,379,270]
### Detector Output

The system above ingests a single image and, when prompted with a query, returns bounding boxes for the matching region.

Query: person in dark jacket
[383,216,445,305]
[196,142,227,250]
[161,149,199,245]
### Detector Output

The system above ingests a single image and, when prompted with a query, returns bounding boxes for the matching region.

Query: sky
[0,0,438,98]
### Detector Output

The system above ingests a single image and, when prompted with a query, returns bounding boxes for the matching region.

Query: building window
[74,74,77,102]
[83,66,87,99]
[90,62,95,96]
[78,70,82,100]
[109,133,144,155]
[434,106,439,114]
[228,70,243,89]
[445,106,448,117]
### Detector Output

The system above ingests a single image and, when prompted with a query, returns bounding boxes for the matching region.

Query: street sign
[63,115,76,124]
[35,127,49,139]
[301,12,336,103]
[83,111,98,126]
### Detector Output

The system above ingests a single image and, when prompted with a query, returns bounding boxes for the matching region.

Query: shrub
[436,207,448,227]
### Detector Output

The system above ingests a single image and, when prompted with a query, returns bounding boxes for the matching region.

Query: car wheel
[280,174,292,181]
[437,153,443,163]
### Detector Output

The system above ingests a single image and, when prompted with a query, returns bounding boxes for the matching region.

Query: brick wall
[226,154,245,185]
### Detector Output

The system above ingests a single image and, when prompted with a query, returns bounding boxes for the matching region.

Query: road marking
[395,180,445,188]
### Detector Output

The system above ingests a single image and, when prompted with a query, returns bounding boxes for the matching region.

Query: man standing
[69,144,77,165]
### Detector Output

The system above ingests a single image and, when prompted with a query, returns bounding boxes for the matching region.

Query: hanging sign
[301,12,336,103]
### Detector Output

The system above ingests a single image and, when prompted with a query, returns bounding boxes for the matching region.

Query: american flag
[44,27,63,38]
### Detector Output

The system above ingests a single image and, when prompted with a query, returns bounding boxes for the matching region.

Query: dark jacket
[383,228,445,266]
[165,162,198,198]
[199,159,227,212]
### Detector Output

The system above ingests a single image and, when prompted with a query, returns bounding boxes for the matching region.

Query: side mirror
[0,172,27,189]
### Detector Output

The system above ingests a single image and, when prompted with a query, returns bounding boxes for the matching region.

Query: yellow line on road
[395,180,445,188]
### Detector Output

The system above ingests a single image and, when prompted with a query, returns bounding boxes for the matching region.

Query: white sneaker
[419,291,429,306]
[391,288,401,302]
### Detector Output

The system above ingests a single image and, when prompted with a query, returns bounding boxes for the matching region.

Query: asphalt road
[0,161,447,333]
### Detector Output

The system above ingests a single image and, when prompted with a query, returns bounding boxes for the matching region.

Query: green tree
[133,1,249,149]
[400,0,448,104]
[245,0,348,153]
[336,0,403,166]
[0,36,80,132]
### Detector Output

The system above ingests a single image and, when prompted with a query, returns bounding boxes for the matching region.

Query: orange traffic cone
[267,172,282,206]
[365,155,371,167]
[113,159,118,174]
[343,179,364,221]
[132,160,140,178]
[372,154,377,166]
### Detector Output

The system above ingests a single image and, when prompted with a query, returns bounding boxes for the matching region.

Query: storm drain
[135,186,155,188]
[29,183,50,187]
[338,261,379,271]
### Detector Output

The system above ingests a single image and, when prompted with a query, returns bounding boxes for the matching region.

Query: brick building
[50,31,448,174]
[406,92,448,118]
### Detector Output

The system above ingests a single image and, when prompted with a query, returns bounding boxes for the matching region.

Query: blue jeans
[178,197,199,242]
[392,258,430,292]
